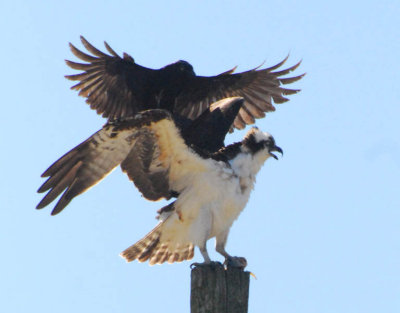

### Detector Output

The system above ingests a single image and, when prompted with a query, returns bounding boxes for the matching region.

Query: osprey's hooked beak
[269,145,283,160]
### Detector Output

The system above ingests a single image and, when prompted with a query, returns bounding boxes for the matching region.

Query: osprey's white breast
[178,152,261,245]
[160,140,271,249]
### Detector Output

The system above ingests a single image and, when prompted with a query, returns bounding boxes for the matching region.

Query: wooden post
[190,264,250,313]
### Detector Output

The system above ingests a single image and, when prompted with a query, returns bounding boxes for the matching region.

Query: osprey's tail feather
[120,223,195,265]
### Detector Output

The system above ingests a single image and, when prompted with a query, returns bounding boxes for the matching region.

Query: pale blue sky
[1,1,399,312]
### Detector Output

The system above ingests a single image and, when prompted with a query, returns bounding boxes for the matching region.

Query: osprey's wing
[37,110,209,215]
[178,97,243,152]
[119,112,209,201]
[175,56,305,129]
[65,36,158,119]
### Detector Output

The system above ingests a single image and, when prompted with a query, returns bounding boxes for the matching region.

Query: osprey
[37,97,244,214]
[37,109,282,267]
[66,36,304,134]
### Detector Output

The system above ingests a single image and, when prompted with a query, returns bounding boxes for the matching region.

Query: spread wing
[175,56,305,129]
[37,110,209,215]
[66,37,303,129]
[65,36,158,119]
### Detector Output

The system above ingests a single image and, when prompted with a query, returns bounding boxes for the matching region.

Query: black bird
[65,36,304,131]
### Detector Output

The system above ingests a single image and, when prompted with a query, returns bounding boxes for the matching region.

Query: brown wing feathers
[37,110,176,215]
[120,128,171,201]
[36,129,130,215]
[120,207,195,265]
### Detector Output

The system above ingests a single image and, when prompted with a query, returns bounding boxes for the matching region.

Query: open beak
[269,145,283,160]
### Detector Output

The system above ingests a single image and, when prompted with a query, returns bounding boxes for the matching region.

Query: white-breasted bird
[37,109,282,267]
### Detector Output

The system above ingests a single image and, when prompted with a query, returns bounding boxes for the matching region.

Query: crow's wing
[175,56,304,129]
[65,36,159,119]
[66,37,304,129]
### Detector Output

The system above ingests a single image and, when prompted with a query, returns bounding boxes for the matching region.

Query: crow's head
[163,60,195,76]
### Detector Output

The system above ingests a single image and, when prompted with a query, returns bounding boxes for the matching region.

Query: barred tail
[120,223,195,265]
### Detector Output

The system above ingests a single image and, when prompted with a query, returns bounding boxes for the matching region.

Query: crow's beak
[269,145,283,160]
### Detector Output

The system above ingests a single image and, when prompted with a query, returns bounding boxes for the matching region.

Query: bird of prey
[36,96,244,215]
[65,36,304,134]
[37,109,282,266]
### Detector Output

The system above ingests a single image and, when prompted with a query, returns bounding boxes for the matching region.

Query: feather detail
[120,221,194,265]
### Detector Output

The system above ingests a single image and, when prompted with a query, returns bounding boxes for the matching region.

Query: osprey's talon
[224,256,247,270]
[190,261,223,269]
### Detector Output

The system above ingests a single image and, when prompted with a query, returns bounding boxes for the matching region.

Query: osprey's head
[244,127,283,160]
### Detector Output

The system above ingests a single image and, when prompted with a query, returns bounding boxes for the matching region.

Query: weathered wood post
[190,264,250,313]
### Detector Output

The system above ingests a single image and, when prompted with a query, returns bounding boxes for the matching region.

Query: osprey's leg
[215,230,230,258]
[190,233,223,268]
[190,208,222,268]
[190,243,221,268]
[216,230,247,269]
[199,245,212,264]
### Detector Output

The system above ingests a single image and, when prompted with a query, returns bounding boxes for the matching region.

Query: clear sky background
[1,1,399,312]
